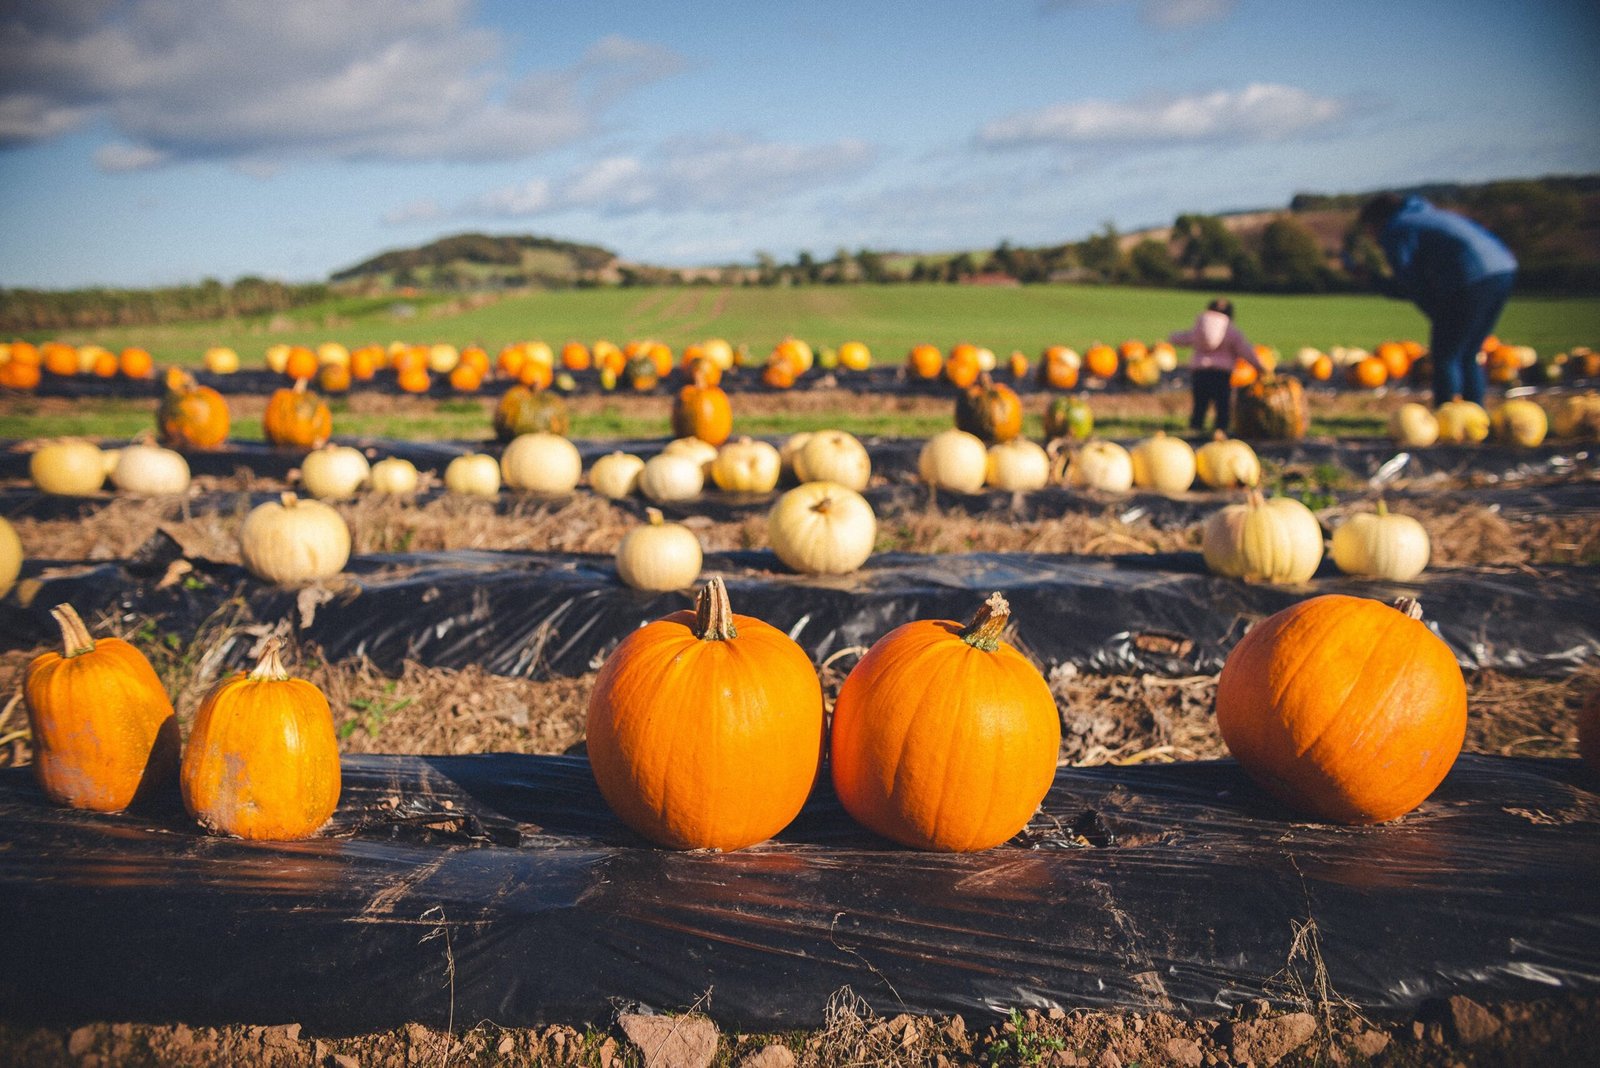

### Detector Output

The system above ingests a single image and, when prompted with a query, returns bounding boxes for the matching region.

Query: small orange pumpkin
[397,364,432,394]
[0,359,42,390]
[1007,350,1029,381]
[317,362,351,394]
[448,363,483,391]
[284,345,319,382]
[92,350,119,377]
[593,339,625,376]
[1376,340,1411,380]
[1348,356,1389,390]
[561,341,591,371]
[1084,343,1118,379]
[944,342,981,388]
[263,378,333,448]
[119,347,154,379]
[1309,354,1334,381]
[181,638,341,840]
[493,384,570,441]
[1230,357,1259,389]
[1217,595,1466,824]
[517,358,553,390]
[349,345,381,380]
[25,603,179,813]
[762,357,798,389]
[42,342,79,377]
[1119,339,1148,363]
[830,593,1060,851]
[672,362,733,445]
[158,368,231,448]
[954,373,1024,444]
[586,577,824,851]
[1037,345,1080,390]
[459,345,490,376]
[907,343,943,379]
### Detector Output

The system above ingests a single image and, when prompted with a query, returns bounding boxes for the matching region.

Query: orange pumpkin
[648,341,674,378]
[397,364,432,394]
[1217,595,1466,824]
[448,363,483,391]
[25,603,179,813]
[625,354,660,392]
[763,357,798,389]
[1376,341,1411,380]
[907,343,943,379]
[158,368,230,448]
[119,347,154,379]
[1230,358,1259,389]
[9,341,41,368]
[181,639,341,840]
[497,344,528,379]
[517,358,553,390]
[593,339,625,376]
[1118,339,1148,363]
[775,337,813,373]
[1310,354,1334,381]
[92,350,119,377]
[349,345,381,381]
[1084,343,1118,379]
[954,373,1024,444]
[284,345,318,382]
[944,343,981,388]
[830,593,1060,851]
[263,379,333,448]
[459,345,490,375]
[683,355,723,387]
[493,384,570,441]
[561,341,591,371]
[1037,345,1080,390]
[42,342,79,377]
[1348,356,1389,390]
[586,578,824,851]
[671,363,733,445]
[317,362,351,393]
[0,359,41,390]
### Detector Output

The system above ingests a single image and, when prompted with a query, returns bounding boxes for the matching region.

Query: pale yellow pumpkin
[1065,440,1134,493]
[615,508,703,591]
[1330,501,1430,582]
[588,452,645,499]
[1130,432,1196,495]
[639,452,705,503]
[918,429,988,493]
[110,441,191,496]
[1389,403,1440,448]
[1195,435,1261,490]
[794,430,871,491]
[1202,492,1323,584]
[501,433,582,494]
[768,481,876,575]
[300,445,371,499]
[1435,399,1490,444]
[984,438,1051,492]
[369,457,420,496]
[711,437,782,494]
[1489,398,1548,447]
[444,453,500,497]
[30,439,107,497]
[240,493,351,584]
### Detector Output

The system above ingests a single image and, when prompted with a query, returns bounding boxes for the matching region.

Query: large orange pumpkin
[954,373,1024,443]
[586,577,824,850]
[25,603,179,813]
[671,363,733,445]
[830,593,1060,851]
[1216,595,1466,824]
[181,639,341,840]
[158,368,231,448]
[263,379,333,449]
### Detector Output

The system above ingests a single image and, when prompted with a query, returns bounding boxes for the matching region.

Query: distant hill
[330,233,623,290]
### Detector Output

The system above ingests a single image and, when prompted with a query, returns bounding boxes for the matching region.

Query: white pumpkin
[1295,346,1327,372]
[1195,435,1261,490]
[1202,493,1323,585]
[1130,432,1196,495]
[369,457,420,496]
[615,508,703,591]
[984,438,1051,492]
[1331,502,1430,582]
[1551,393,1600,440]
[638,452,705,503]
[203,346,240,374]
[240,492,351,584]
[1065,440,1134,493]
[111,442,191,496]
[0,515,20,598]
[918,429,988,493]
[711,437,782,494]
[794,430,871,491]
[768,481,877,575]
[779,432,812,482]
[300,444,370,499]
[662,436,719,477]
[502,433,582,494]
[30,439,107,497]
[427,343,460,374]
[444,453,500,497]
[1435,399,1490,444]
[264,343,291,374]
[1489,398,1548,447]
[1389,403,1440,448]
[588,452,645,499]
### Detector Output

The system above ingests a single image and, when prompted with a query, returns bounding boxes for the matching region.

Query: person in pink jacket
[1168,298,1265,433]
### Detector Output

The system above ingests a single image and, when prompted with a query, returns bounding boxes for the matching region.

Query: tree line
[1,277,329,333]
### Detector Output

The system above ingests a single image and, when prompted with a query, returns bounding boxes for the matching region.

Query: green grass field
[18,283,1600,366]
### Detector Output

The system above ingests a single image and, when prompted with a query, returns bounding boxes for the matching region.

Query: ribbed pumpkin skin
[1216,595,1466,824]
[954,375,1023,444]
[1235,377,1308,440]
[263,384,332,449]
[671,376,733,446]
[158,373,230,449]
[587,601,823,851]
[26,612,179,812]
[831,611,1060,852]
[181,653,341,840]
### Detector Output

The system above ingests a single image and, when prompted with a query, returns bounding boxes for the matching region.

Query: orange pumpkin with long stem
[263,378,332,448]
[830,593,1060,851]
[158,368,231,448]
[181,638,341,840]
[586,577,824,851]
[1216,595,1466,824]
[671,362,734,445]
[954,373,1024,443]
[25,603,179,812]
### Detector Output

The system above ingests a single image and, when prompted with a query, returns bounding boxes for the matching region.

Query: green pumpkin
[1043,396,1094,442]
[493,385,570,442]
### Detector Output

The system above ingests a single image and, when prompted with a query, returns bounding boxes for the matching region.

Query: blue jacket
[1377,196,1516,312]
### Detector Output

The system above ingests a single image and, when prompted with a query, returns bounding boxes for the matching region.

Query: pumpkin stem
[960,592,1011,652]
[644,507,665,527]
[279,491,300,509]
[810,495,834,516]
[248,637,292,681]
[693,577,739,642]
[1376,498,1389,517]
[50,603,96,658]
[1392,597,1425,621]
[293,377,309,394]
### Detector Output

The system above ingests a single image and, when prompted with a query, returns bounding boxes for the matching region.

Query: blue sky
[2,0,1597,288]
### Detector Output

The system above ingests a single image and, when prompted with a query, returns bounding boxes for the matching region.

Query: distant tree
[854,248,887,283]
[1228,249,1263,290]
[1077,223,1124,281]
[1128,239,1181,285]
[1175,214,1244,280]
[795,250,820,284]
[1259,217,1327,291]
[754,251,778,286]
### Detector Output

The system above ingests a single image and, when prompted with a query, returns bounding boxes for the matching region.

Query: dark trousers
[1190,369,1233,431]
[1427,272,1515,406]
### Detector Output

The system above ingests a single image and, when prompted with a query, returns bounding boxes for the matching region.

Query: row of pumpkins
[29,575,1597,852]
[0,341,156,389]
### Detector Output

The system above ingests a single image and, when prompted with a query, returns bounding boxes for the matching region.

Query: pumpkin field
[1,284,1599,1066]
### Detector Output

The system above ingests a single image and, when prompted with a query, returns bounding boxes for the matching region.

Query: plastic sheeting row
[1,543,1596,679]
[1,753,1595,1031]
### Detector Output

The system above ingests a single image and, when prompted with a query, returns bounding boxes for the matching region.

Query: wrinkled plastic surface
[1,544,1596,679]
[0,753,1595,1032]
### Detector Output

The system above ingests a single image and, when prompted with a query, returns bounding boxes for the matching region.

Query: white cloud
[0,0,681,168]
[980,84,1348,148]
[1042,0,1238,29]
[457,135,877,219]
